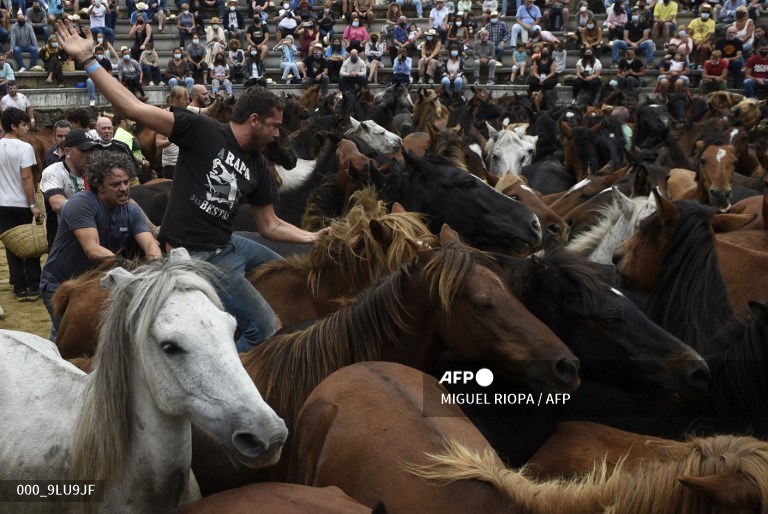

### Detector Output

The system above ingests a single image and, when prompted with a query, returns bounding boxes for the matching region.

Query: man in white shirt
[339,48,367,91]
[0,82,35,130]
[429,0,450,44]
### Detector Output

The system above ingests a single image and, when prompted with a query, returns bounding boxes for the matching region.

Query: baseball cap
[64,128,101,151]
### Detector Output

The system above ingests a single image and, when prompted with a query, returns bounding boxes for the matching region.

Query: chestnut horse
[545,166,628,216]
[669,144,737,212]
[495,173,569,242]
[192,225,580,495]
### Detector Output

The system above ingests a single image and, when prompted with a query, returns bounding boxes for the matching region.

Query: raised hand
[54,18,95,63]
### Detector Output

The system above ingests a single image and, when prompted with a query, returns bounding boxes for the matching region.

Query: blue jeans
[612,39,654,64]
[494,43,505,63]
[441,75,463,92]
[40,280,61,342]
[168,76,194,92]
[90,26,115,45]
[0,26,9,45]
[141,63,162,83]
[395,0,422,17]
[13,44,38,69]
[744,77,765,98]
[188,234,281,352]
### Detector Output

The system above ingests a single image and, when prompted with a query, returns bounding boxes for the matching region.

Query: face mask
[123,54,130,60]
[400,22,406,27]
[213,24,219,29]
[584,53,592,58]
[97,37,104,42]
[52,42,58,47]
[352,21,359,27]
[626,58,633,62]
[490,17,498,23]
[350,55,358,62]
[427,35,433,40]
[283,3,289,8]
[678,30,686,37]
[580,5,586,11]
[183,9,189,14]
[451,50,458,56]
[371,36,378,42]
[701,12,709,19]
[18,20,25,25]
[541,52,549,58]
[230,5,235,10]
[174,52,182,58]
[712,59,719,65]
[586,23,594,29]
[193,38,200,44]
[456,20,462,26]
[33,6,40,11]
[248,50,256,56]
[632,15,639,22]
[761,50,768,56]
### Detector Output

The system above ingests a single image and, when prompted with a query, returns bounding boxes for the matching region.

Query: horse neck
[103,365,191,512]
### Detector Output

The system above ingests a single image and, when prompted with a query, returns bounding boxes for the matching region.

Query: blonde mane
[410,437,768,514]
[494,172,527,194]
[249,188,437,298]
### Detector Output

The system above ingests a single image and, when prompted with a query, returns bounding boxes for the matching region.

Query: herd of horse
[3,83,768,512]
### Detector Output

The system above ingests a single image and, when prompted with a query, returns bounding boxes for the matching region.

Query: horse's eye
[700,158,706,165]
[510,195,520,201]
[161,341,185,355]
[474,301,495,314]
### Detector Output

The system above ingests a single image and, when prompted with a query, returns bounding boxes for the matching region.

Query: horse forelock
[70,258,222,488]
[422,240,492,314]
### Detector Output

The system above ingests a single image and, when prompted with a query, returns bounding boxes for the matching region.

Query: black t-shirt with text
[716,37,744,59]
[303,55,328,76]
[161,108,278,251]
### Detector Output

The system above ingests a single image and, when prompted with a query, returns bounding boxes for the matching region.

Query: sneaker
[14,289,29,302]
[148,81,155,86]
[474,79,480,85]
[487,80,495,85]
[17,67,26,73]
[30,65,44,71]
[159,81,166,86]
[25,288,40,301]
[697,65,703,71]
[89,99,96,107]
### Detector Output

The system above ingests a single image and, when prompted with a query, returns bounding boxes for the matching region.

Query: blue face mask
[490,17,498,23]
[123,54,130,61]
[450,50,458,57]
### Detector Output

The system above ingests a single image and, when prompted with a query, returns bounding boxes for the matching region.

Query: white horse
[346,117,402,155]
[568,188,656,264]
[0,249,288,513]
[484,122,538,176]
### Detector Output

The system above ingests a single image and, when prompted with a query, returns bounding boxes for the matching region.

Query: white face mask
[251,50,257,56]
[283,3,289,8]
[701,12,709,19]
[632,15,639,22]
[456,20,462,26]
[451,50,458,56]
[678,30,686,37]
[52,42,58,47]
[230,5,235,10]
[586,23,594,29]
[97,36,103,43]
[183,9,189,14]
[174,52,182,58]
[213,24,219,28]
[192,38,200,44]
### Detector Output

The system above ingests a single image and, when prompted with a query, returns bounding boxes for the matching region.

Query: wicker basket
[0,220,48,259]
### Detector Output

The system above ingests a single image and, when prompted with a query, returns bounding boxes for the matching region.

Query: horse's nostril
[612,250,623,266]
[548,224,563,235]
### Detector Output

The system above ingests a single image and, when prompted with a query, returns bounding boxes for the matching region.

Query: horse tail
[52,280,75,316]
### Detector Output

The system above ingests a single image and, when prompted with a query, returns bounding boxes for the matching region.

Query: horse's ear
[168,247,191,263]
[101,267,137,291]
[679,474,762,511]
[439,224,461,244]
[560,121,572,138]
[590,121,603,134]
[391,201,406,214]
[486,122,498,139]
[711,212,757,233]
[502,117,511,128]
[695,140,705,151]
[349,117,360,130]
[624,147,641,165]
[369,219,394,250]
[483,168,499,187]
[652,187,680,231]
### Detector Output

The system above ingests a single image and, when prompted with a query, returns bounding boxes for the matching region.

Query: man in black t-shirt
[57,20,324,353]
[715,28,745,88]
[301,43,329,97]
[616,48,645,93]
[612,7,655,65]
[246,14,270,59]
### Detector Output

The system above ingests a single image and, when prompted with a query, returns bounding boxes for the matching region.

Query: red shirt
[704,58,728,77]
[746,54,768,80]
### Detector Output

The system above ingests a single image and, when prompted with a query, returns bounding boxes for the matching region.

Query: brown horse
[179,483,378,513]
[402,131,431,156]
[192,225,580,495]
[546,166,628,216]
[412,89,450,133]
[670,144,737,212]
[615,190,768,319]
[495,173,569,242]
[288,361,512,513]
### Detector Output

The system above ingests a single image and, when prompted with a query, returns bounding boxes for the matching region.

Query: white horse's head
[100,250,288,470]
[346,118,402,154]
[485,122,538,176]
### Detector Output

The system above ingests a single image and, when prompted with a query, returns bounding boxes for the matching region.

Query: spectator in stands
[418,28,441,83]
[616,47,644,93]
[573,1,593,46]
[243,44,266,85]
[93,32,119,60]
[528,44,557,93]
[731,6,754,53]
[139,41,162,86]
[699,48,728,92]
[225,0,245,43]
[302,41,329,94]
[365,32,384,83]
[10,13,38,72]
[228,38,244,82]
[186,34,209,84]
[0,54,15,96]
[383,3,401,42]
[40,35,64,87]
[246,12,270,59]
[88,0,114,45]
[744,40,768,96]
[464,10,478,38]
[189,0,206,34]
[441,44,465,92]
[572,48,602,102]
[325,33,346,81]
[604,1,627,41]
[543,0,569,31]
[118,47,147,100]
[392,45,411,84]
[457,0,471,13]
[25,0,48,39]
[47,0,64,24]
[149,0,168,32]
[486,10,511,62]
[753,24,767,48]
[430,0,450,45]
[579,15,602,57]
[353,0,373,29]
[473,28,498,84]
[275,0,298,41]
[177,3,196,48]
[512,0,542,48]
[657,49,689,100]
[155,86,186,179]
[747,0,762,20]
[481,0,497,23]
[0,82,35,130]
[87,46,112,106]
[275,34,302,83]
[652,0,678,44]
[509,41,527,83]
[688,3,714,68]
[210,51,233,96]
[529,27,560,48]
[396,0,422,19]
[717,0,744,25]
[0,107,42,303]
[46,119,71,166]
[669,24,693,62]
[296,17,318,57]
[447,12,470,54]
[716,26,745,87]
[317,3,335,42]
[389,15,408,63]
[552,38,566,73]
[206,16,226,45]
[165,47,193,92]
[130,12,154,61]
[613,6,654,66]
[342,14,368,53]
[339,47,366,90]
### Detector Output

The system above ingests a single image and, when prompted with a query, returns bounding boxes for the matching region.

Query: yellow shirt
[653,0,678,22]
[688,17,715,44]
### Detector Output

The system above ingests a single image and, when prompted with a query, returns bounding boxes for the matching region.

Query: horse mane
[69,258,223,491]
[644,201,734,349]
[567,196,625,256]
[51,258,142,316]
[301,176,345,231]
[431,130,468,172]
[251,187,436,298]
[241,239,484,422]
[410,437,768,513]
[494,172,526,193]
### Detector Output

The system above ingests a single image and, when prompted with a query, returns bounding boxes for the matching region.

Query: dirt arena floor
[0,244,51,339]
